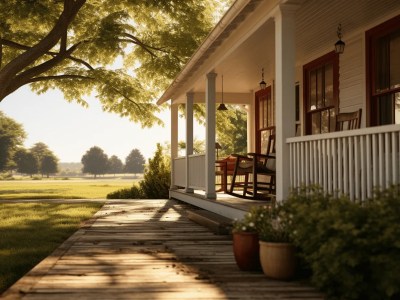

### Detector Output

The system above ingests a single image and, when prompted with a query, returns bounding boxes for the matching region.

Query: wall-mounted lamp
[217,75,228,111]
[334,23,345,54]
[259,68,266,89]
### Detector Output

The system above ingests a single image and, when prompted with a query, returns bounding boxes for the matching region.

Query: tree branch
[0,0,86,99]
[15,42,82,85]
[120,33,183,63]
[120,33,157,57]
[26,74,95,83]
[1,38,94,70]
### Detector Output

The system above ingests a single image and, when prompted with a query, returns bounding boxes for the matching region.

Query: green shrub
[285,185,400,300]
[107,184,143,199]
[107,144,170,199]
[139,143,170,199]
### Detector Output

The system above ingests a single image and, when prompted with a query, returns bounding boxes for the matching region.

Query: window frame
[255,86,275,153]
[303,51,340,135]
[366,14,400,126]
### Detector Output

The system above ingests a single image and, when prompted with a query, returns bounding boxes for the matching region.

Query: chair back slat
[335,109,362,131]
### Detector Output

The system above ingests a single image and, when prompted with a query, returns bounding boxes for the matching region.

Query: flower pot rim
[259,241,293,246]
[233,231,258,235]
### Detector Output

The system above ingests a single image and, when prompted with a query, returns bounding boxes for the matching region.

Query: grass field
[0,202,104,294]
[0,178,136,200]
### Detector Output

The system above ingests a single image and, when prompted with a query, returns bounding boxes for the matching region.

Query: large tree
[188,104,248,156]
[41,153,59,178]
[14,148,38,176]
[30,142,59,177]
[0,0,230,126]
[81,146,108,178]
[0,111,26,171]
[30,142,51,167]
[124,148,145,175]
[216,105,247,156]
[108,155,124,175]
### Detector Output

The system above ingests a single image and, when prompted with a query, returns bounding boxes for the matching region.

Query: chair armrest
[247,153,276,160]
[230,153,251,160]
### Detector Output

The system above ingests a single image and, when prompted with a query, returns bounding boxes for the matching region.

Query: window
[255,86,274,153]
[366,15,400,126]
[303,52,339,134]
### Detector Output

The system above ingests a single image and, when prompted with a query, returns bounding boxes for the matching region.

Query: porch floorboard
[171,188,272,220]
[2,199,324,300]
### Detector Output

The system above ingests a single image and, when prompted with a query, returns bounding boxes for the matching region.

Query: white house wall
[339,34,365,125]
[293,1,400,133]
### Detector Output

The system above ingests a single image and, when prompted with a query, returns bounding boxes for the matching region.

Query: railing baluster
[385,132,391,188]
[393,132,399,184]
[349,136,354,201]
[313,140,318,185]
[379,133,385,188]
[360,135,366,201]
[367,134,373,198]
[332,138,337,195]
[327,138,332,194]
[372,134,378,190]
[354,136,360,201]
[300,141,304,184]
[296,142,301,187]
[343,137,349,195]
[338,138,343,193]
[305,141,309,185]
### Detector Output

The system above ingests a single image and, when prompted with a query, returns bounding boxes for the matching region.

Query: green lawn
[0,202,104,294]
[0,178,135,200]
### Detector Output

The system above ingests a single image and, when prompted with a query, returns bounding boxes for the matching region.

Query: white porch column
[205,72,217,199]
[274,5,297,201]
[170,103,179,190]
[185,92,194,193]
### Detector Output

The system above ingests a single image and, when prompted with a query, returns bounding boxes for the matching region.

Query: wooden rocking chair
[229,134,276,200]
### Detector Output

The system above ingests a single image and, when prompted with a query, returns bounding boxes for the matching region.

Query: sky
[0,86,203,163]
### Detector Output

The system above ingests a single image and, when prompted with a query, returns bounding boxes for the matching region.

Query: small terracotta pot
[232,232,261,271]
[259,241,296,280]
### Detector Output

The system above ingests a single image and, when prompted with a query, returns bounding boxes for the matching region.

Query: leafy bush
[0,172,13,180]
[285,185,400,300]
[107,184,143,199]
[139,143,170,199]
[107,144,170,199]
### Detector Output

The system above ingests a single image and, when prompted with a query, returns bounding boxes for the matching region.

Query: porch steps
[187,209,233,235]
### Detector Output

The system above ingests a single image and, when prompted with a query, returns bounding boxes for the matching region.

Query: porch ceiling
[156,0,400,105]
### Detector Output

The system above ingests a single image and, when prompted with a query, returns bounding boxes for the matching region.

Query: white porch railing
[172,154,206,190]
[287,124,400,201]
[172,157,186,187]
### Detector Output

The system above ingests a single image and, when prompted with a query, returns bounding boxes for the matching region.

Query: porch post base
[205,192,217,199]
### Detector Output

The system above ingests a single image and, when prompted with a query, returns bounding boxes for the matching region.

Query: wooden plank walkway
[2,200,325,300]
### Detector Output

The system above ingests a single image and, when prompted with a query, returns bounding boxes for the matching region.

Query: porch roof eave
[156,0,254,106]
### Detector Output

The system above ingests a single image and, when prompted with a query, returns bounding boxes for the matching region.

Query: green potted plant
[231,206,266,271]
[257,204,296,280]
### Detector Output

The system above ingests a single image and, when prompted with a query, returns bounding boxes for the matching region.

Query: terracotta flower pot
[232,231,261,271]
[259,241,296,280]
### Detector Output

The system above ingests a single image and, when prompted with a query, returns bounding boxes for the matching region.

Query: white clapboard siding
[288,124,400,201]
